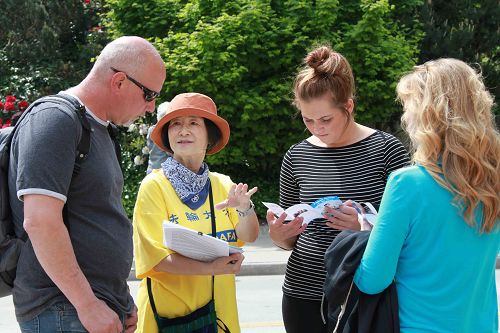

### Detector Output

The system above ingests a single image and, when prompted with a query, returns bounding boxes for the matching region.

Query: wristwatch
[236,200,255,218]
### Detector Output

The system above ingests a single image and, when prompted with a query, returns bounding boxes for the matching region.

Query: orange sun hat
[150,93,230,155]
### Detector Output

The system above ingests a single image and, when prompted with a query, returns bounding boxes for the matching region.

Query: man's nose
[145,100,156,113]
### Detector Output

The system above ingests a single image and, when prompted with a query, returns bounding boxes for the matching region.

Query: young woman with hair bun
[266,45,410,332]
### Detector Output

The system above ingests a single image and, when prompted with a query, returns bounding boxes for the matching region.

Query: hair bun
[305,46,340,76]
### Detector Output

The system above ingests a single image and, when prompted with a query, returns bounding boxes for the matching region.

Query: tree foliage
[418,0,499,116]
[0,0,108,100]
[105,0,422,216]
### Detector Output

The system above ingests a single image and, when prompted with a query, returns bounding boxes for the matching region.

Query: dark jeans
[282,294,332,333]
[18,301,125,333]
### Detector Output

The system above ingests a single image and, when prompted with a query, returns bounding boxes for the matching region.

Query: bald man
[9,36,166,333]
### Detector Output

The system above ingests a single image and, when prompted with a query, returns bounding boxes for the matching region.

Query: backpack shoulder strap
[46,94,121,167]
[34,94,93,234]
[0,98,59,244]
[10,94,92,175]
[0,96,81,176]
[40,94,92,176]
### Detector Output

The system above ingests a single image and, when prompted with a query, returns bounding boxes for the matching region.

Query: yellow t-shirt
[133,169,244,333]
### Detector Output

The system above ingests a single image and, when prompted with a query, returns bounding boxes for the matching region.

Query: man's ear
[110,71,126,93]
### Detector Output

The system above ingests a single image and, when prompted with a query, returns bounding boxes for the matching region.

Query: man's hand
[77,298,123,333]
[124,305,138,333]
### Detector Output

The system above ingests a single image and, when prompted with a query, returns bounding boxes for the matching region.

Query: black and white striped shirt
[280,131,410,300]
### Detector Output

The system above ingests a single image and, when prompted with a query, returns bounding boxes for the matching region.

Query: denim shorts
[19,301,125,333]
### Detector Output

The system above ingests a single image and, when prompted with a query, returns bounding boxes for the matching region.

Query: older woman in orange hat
[133,93,259,333]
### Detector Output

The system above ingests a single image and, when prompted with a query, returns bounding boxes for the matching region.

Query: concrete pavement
[238,223,291,276]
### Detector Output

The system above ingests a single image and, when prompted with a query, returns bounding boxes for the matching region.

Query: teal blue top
[354,165,500,333]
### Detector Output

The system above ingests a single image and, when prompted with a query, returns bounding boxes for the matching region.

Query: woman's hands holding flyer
[322,200,362,231]
[266,210,307,250]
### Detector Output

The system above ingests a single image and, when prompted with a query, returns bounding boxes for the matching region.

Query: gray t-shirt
[8,96,133,321]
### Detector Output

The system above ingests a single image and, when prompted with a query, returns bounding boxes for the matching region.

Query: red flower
[1,96,30,127]
[18,100,29,110]
[4,102,15,111]
[84,0,91,3]
[5,95,16,103]
[2,119,11,128]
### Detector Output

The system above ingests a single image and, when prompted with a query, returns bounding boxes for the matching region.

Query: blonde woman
[354,59,500,332]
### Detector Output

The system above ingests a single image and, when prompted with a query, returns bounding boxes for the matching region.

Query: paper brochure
[263,196,378,225]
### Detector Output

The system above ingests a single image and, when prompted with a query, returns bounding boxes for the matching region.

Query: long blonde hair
[397,58,500,232]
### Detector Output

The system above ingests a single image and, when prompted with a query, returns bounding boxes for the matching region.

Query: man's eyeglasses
[110,67,160,102]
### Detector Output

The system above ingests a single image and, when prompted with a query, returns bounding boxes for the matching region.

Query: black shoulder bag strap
[146,276,159,319]
[3,94,91,169]
[208,185,231,333]
[49,94,121,168]
[147,184,231,333]
[208,184,217,302]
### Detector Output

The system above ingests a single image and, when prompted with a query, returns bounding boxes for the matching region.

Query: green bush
[105,0,422,218]
[418,0,499,116]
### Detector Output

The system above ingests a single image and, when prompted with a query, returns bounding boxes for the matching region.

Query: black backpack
[0,94,92,297]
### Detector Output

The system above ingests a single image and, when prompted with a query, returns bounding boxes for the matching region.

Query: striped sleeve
[279,146,300,209]
[382,132,411,178]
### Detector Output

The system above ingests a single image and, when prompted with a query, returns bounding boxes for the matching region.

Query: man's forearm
[26,217,97,309]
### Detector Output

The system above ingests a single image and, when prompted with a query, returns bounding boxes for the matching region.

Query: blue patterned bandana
[161,156,210,210]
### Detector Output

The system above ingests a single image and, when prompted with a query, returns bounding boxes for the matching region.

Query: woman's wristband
[236,200,255,218]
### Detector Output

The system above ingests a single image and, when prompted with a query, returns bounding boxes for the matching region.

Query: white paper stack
[163,222,243,262]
